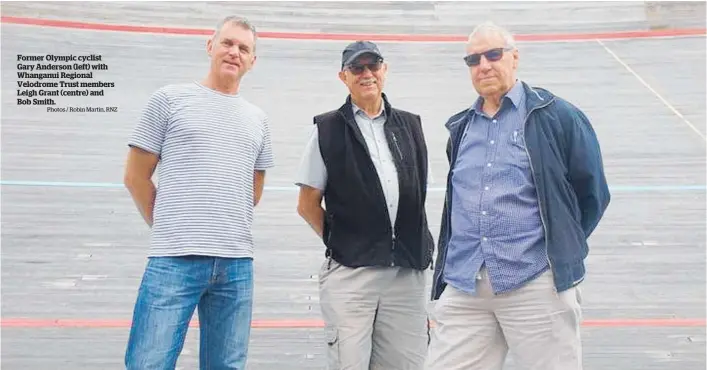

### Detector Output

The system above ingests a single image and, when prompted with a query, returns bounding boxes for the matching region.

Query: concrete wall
[644,1,707,29]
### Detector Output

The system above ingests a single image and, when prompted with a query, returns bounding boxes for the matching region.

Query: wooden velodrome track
[1,2,705,369]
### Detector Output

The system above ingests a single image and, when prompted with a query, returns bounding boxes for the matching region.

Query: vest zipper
[391,132,400,266]
[522,98,555,291]
[391,234,396,267]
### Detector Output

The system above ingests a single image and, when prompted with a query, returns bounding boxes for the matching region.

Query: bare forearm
[126,178,156,227]
[299,205,325,238]
[253,170,265,207]
[253,185,264,206]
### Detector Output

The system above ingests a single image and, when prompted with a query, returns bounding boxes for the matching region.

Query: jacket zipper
[522,98,556,291]
[432,122,466,299]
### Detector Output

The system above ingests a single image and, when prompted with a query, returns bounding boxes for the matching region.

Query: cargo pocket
[324,325,340,369]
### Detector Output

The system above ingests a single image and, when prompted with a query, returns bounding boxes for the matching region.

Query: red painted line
[1,16,705,42]
[1,317,704,329]
[0,318,324,329]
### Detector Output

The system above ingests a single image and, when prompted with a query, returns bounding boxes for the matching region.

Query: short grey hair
[467,21,516,49]
[213,15,258,51]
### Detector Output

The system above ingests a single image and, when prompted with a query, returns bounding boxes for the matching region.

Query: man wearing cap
[295,41,435,369]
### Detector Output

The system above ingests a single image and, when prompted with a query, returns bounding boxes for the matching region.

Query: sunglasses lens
[350,66,365,74]
[464,55,480,66]
[349,62,381,75]
[465,48,506,66]
[485,49,504,61]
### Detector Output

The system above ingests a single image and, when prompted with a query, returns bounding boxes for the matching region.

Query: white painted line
[596,39,706,142]
[83,242,112,248]
[80,275,108,281]
[630,241,659,247]
[44,280,77,289]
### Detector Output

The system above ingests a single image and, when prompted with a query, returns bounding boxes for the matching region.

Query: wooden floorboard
[1,3,705,369]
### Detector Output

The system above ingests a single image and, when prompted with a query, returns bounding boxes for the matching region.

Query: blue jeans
[125,256,254,370]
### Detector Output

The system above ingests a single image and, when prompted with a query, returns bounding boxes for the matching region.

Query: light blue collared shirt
[443,80,549,295]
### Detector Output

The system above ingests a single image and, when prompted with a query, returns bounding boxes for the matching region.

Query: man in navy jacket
[426,21,610,370]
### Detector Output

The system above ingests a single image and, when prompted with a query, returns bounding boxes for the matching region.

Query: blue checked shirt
[443,80,549,295]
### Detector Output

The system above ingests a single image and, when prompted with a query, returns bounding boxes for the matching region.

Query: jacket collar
[522,81,554,110]
[444,81,555,130]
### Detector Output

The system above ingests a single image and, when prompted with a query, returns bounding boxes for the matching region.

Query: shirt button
[482,211,487,215]
[492,119,497,123]
[484,186,490,190]
[487,163,492,167]
[490,140,495,144]
[482,237,488,241]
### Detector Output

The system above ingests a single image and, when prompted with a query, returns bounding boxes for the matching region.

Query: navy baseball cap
[341,41,384,69]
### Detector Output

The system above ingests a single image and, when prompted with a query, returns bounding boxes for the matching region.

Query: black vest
[315,94,434,270]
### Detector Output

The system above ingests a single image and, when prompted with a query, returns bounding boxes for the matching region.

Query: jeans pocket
[324,325,340,369]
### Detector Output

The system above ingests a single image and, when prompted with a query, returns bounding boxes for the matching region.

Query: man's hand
[123,146,159,227]
[296,185,325,238]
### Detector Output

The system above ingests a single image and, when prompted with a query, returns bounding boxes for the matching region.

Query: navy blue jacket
[431,82,611,300]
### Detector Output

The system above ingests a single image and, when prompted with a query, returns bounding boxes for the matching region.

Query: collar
[445,81,554,130]
[353,102,386,119]
[339,92,392,122]
[471,79,524,113]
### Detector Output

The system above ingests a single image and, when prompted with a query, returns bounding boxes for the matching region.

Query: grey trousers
[318,258,429,370]
[425,267,583,370]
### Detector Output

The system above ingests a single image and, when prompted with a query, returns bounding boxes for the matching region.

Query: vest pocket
[324,325,340,369]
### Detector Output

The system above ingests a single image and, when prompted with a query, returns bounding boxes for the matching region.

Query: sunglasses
[346,60,383,75]
[463,47,514,66]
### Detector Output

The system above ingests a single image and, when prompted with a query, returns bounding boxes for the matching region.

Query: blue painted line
[0,180,705,193]
[1,180,125,188]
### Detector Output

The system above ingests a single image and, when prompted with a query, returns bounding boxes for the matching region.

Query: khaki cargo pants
[318,258,429,370]
[425,267,583,370]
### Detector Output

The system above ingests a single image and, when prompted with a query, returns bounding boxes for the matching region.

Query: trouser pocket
[324,325,340,369]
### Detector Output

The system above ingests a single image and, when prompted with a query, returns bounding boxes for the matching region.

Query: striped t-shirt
[128,82,275,258]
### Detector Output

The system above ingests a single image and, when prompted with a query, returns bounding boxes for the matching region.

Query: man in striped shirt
[122,16,274,369]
